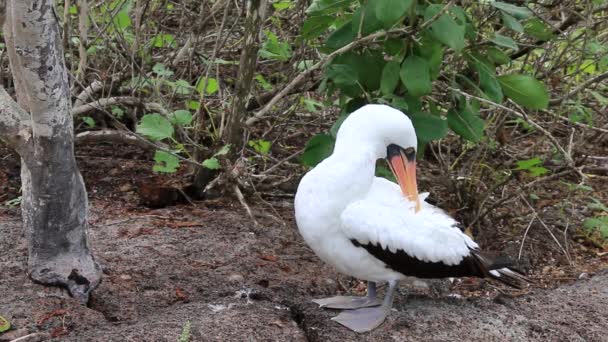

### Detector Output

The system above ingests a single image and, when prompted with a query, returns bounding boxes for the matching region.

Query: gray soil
[1,201,607,342]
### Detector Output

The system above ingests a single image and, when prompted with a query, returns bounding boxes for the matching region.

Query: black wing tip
[470,249,532,288]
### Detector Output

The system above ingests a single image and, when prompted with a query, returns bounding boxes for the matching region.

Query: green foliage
[498,74,549,109]
[195,77,219,95]
[82,116,96,128]
[153,150,180,173]
[178,320,191,342]
[259,31,292,61]
[400,56,431,97]
[248,139,272,155]
[371,0,413,29]
[515,157,550,177]
[168,110,193,126]
[0,315,9,333]
[298,0,555,167]
[136,114,174,141]
[447,106,484,142]
[301,133,334,167]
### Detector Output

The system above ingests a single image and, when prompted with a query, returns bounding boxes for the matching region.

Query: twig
[245,1,456,126]
[73,80,104,107]
[72,96,168,116]
[76,0,89,80]
[234,184,259,228]
[449,87,582,179]
[550,71,608,105]
[518,215,536,260]
[519,194,571,264]
[246,28,409,126]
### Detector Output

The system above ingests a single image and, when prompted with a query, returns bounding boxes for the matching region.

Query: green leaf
[248,139,272,155]
[416,34,444,79]
[489,1,532,19]
[301,133,335,167]
[215,144,231,156]
[136,114,174,141]
[255,74,273,91]
[584,217,608,239]
[111,106,125,119]
[196,77,219,95]
[259,31,292,61]
[447,107,484,142]
[325,20,355,50]
[380,61,400,96]
[409,112,448,141]
[352,5,383,35]
[82,116,96,128]
[168,110,193,126]
[424,5,465,52]
[400,55,431,97]
[470,53,503,103]
[301,15,334,40]
[173,79,193,95]
[501,12,523,33]
[515,157,542,170]
[486,47,511,65]
[114,2,132,31]
[327,64,359,87]
[69,5,78,14]
[152,63,174,77]
[588,198,608,213]
[306,0,356,15]
[153,150,179,173]
[524,18,554,41]
[498,74,549,109]
[0,315,10,333]
[202,157,221,170]
[187,100,200,110]
[490,33,519,51]
[151,34,176,48]
[372,0,414,29]
[273,0,293,10]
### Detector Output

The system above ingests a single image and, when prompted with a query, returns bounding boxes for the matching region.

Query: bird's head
[335,104,421,212]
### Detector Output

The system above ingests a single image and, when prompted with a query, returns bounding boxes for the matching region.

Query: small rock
[412,280,429,290]
[228,274,244,282]
[120,274,132,280]
[578,272,590,279]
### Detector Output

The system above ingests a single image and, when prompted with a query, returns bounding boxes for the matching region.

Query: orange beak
[388,147,421,213]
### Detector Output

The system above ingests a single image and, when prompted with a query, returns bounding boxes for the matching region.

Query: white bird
[295,104,528,333]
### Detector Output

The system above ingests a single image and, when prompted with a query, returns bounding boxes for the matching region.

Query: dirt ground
[1,142,608,342]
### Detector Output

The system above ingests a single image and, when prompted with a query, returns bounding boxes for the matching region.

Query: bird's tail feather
[471,250,531,289]
[488,267,531,289]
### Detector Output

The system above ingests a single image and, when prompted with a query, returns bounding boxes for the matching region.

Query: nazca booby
[294,104,527,333]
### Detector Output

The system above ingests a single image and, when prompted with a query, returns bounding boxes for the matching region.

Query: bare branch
[549,71,608,105]
[72,96,168,116]
[0,87,30,148]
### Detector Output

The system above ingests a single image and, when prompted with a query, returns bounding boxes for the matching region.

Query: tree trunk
[0,0,101,302]
[223,0,267,150]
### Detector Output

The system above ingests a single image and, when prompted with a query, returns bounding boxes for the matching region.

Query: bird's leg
[312,281,382,310]
[331,280,399,333]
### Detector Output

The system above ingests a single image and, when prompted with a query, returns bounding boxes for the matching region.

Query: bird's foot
[313,296,382,310]
[331,305,391,333]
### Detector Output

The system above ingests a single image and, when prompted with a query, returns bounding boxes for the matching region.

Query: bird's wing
[340,177,478,267]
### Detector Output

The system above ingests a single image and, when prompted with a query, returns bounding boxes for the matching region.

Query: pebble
[578,272,590,279]
[228,274,244,282]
